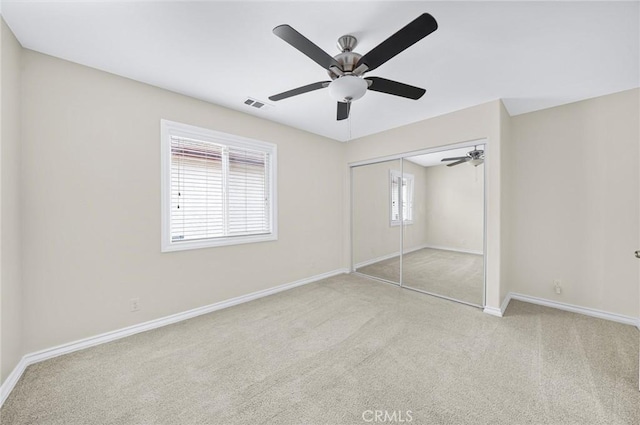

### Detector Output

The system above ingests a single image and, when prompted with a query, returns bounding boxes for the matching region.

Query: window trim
[389,170,414,227]
[161,119,278,252]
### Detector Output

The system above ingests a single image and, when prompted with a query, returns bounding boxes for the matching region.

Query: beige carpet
[357,248,484,306]
[2,274,638,425]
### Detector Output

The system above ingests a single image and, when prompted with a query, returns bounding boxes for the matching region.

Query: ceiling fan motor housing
[329,52,363,78]
[328,35,362,79]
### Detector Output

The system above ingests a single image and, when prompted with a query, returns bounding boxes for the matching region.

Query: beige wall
[20,50,345,353]
[422,163,484,253]
[1,18,23,384]
[346,101,504,310]
[508,89,639,318]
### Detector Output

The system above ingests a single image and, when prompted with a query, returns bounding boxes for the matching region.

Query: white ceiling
[3,1,638,142]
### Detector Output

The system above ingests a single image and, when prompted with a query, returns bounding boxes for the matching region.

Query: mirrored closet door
[351,144,486,307]
[401,148,485,306]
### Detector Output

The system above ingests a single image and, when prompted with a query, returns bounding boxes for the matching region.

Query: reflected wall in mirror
[402,145,485,306]
[352,159,402,284]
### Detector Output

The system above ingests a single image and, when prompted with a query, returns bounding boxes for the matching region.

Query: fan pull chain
[348,106,352,141]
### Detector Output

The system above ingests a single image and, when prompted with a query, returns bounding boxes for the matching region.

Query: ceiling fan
[268,13,438,121]
[441,147,485,167]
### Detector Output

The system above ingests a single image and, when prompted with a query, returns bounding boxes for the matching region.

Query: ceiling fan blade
[441,156,468,162]
[355,13,438,72]
[269,81,330,101]
[365,77,426,100]
[273,25,342,71]
[446,159,469,167]
[337,102,350,121]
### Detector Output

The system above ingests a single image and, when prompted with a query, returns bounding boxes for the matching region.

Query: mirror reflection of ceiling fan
[441,147,485,167]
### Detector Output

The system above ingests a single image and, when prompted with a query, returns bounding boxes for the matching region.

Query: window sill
[162,232,277,252]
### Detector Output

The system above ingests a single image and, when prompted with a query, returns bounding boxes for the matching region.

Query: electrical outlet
[553,280,562,295]
[130,298,140,312]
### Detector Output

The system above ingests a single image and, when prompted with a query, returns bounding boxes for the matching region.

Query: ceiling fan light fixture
[469,158,483,167]
[328,75,368,102]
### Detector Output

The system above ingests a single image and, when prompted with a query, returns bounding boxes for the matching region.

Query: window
[390,170,414,226]
[161,120,277,252]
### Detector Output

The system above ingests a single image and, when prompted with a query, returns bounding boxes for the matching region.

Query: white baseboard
[482,306,503,317]
[354,244,427,269]
[483,293,640,329]
[353,243,475,270]
[506,292,639,328]
[421,244,483,256]
[354,251,400,269]
[0,357,28,408]
[483,293,512,317]
[0,267,348,408]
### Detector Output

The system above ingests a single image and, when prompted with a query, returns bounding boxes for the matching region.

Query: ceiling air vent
[244,98,273,111]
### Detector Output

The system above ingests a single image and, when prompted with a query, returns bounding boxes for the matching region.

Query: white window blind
[227,147,270,236]
[162,120,277,252]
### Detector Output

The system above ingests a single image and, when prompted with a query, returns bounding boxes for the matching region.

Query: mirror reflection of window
[390,170,414,226]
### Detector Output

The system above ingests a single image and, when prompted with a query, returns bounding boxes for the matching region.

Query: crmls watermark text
[362,410,413,423]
